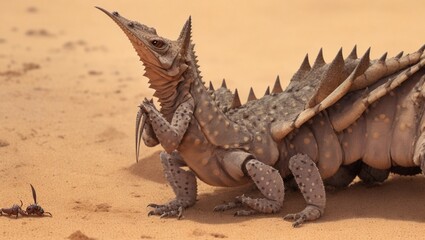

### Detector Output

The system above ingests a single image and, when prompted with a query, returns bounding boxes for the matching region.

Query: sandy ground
[1,0,425,239]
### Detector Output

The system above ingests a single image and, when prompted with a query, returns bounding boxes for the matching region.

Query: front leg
[142,98,194,153]
[284,154,326,227]
[148,151,197,219]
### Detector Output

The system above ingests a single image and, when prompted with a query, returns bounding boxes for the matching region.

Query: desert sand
[1,0,425,239]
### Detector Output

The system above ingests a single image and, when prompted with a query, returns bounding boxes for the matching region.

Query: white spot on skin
[303,137,311,145]
[201,158,209,165]
[372,132,380,139]
[256,148,264,155]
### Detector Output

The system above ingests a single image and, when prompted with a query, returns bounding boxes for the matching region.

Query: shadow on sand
[128,151,425,225]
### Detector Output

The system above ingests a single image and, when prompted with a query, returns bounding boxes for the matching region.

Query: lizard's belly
[178,122,250,187]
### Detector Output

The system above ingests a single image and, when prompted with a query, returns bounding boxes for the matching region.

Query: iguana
[96,7,425,227]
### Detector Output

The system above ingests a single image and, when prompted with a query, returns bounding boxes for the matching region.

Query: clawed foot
[140,98,157,113]
[213,195,243,212]
[283,205,323,227]
[213,195,259,216]
[147,203,184,219]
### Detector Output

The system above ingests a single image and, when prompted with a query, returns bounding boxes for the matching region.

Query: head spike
[231,89,241,108]
[379,52,388,62]
[347,45,357,59]
[395,51,403,59]
[178,16,192,55]
[247,87,257,102]
[209,81,215,91]
[221,78,227,89]
[264,86,270,96]
[272,75,283,94]
[312,48,325,69]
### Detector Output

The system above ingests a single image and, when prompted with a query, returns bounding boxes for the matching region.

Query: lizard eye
[151,39,165,48]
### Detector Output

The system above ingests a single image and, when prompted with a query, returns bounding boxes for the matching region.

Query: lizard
[96,7,425,226]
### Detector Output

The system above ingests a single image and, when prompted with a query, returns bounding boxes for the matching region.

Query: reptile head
[97,7,194,115]
[96,7,191,71]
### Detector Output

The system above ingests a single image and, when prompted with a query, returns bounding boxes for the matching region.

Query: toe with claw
[283,205,323,227]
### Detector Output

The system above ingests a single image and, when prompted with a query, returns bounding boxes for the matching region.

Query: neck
[144,57,190,122]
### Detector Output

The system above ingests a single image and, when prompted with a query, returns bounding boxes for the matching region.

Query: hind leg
[283,154,326,227]
[324,161,361,189]
[358,162,389,186]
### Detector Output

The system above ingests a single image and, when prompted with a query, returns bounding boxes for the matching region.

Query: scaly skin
[97,7,425,227]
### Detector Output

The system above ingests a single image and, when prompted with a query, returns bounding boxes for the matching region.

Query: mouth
[96,6,163,68]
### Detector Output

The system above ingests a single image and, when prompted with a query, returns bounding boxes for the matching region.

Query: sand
[1,0,425,239]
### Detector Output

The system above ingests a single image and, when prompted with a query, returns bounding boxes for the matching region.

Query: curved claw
[283,213,306,227]
[135,107,146,163]
[158,207,184,219]
[177,206,183,220]
[213,205,225,212]
[147,203,161,208]
[147,210,155,217]
[234,209,256,217]
[283,205,322,227]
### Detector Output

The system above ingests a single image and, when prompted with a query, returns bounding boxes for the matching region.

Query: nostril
[112,11,119,16]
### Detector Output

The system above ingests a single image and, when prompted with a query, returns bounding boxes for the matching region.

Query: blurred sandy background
[1,0,425,239]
